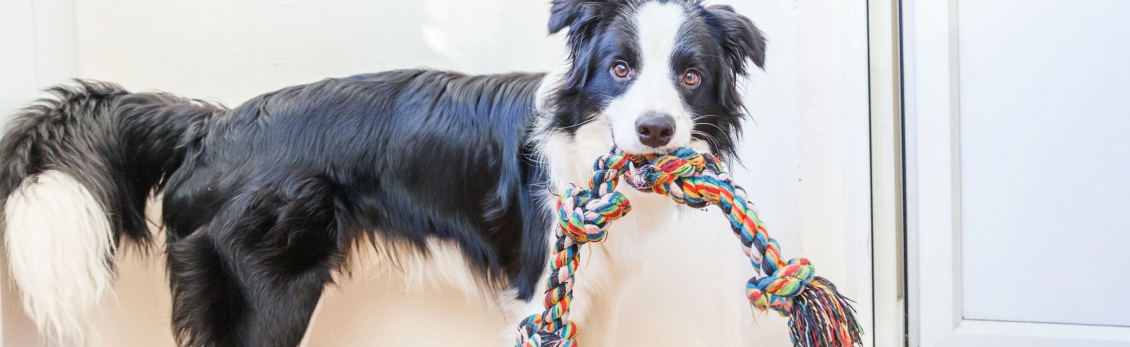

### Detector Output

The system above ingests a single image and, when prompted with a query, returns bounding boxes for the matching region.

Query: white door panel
[957,0,1130,327]
[905,0,1130,345]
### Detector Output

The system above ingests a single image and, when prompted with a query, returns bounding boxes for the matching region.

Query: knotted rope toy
[516,148,863,347]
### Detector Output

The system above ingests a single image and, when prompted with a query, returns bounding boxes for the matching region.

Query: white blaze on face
[603,1,694,154]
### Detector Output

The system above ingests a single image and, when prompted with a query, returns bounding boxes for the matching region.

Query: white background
[0,0,872,346]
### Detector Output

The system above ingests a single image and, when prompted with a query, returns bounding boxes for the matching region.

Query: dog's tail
[0,80,224,344]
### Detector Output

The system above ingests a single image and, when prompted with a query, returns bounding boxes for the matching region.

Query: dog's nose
[635,113,676,148]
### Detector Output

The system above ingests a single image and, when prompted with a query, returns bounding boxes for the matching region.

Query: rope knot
[746,258,815,315]
[626,148,707,193]
[516,315,575,347]
[557,187,630,243]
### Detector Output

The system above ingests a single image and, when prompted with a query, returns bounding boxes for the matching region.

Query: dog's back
[1,70,555,346]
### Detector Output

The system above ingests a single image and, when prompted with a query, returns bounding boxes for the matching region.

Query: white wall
[0,0,78,346]
[0,0,872,346]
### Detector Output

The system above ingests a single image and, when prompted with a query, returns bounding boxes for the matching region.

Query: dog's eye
[611,61,631,78]
[682,69,701,86]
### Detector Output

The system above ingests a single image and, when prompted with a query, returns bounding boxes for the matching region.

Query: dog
[0,0,765,345]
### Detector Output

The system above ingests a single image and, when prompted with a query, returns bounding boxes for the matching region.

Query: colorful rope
[515,148,862,347]
[515,152,632,347]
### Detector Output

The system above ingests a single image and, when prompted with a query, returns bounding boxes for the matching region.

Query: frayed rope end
[786,277,864,347]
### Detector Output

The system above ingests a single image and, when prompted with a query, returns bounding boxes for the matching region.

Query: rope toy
[516,148,863,347]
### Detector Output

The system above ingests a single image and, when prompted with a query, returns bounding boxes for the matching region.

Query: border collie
[0,0,764,345]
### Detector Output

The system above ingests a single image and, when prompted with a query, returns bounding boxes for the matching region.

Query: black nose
[635,113,675,148]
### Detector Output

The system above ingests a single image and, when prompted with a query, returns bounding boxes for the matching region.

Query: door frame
[902,0,1130,346]
[868,0,906,346]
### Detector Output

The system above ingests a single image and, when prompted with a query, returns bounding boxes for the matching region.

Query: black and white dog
[0,0,765,345]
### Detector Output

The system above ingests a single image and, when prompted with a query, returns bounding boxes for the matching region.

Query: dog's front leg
[570,189,677,345]
[500,237,636,347]
[505,181,681,345]
[569,239,636,346]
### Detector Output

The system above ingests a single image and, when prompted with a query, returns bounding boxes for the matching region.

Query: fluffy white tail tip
[4,170,115,345]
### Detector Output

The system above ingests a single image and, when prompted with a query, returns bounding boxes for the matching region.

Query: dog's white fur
[605,2,696,155]
[4,170,116,345]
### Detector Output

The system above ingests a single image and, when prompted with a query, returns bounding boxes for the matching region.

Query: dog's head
[543,0,765,160]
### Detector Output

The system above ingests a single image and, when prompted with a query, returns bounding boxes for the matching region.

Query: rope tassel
[516,148,862,347]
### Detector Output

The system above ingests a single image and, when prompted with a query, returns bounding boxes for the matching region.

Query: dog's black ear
[703,5,767,74]
[548,0,608,35]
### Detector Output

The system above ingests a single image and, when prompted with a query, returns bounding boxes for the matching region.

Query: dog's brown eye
[683,70,701,86]
[611,61,631,78]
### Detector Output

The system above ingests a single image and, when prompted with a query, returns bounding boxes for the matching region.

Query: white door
[904,0,1130,346]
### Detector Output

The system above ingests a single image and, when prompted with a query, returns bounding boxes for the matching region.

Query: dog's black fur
[0,1,765,346]
[160,71,554,346]
[2,72,553,346]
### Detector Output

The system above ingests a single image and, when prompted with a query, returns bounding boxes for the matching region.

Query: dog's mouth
[609,133,684,156]
[621,144,680,155]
